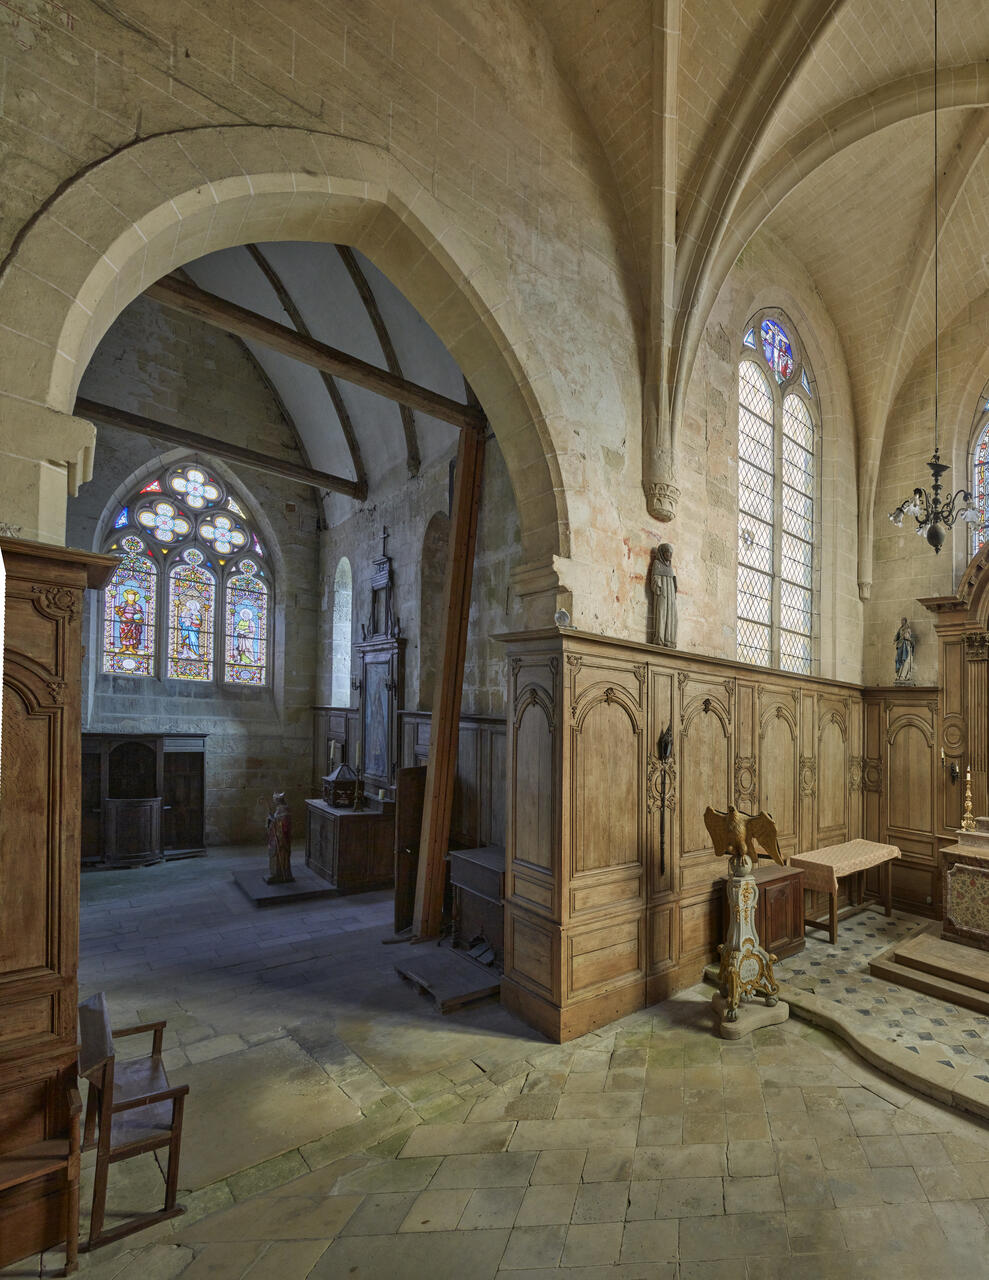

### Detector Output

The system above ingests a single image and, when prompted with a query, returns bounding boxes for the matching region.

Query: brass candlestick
[962,768,977,832]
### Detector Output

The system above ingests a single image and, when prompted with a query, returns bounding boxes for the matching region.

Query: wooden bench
[791,839,900,944]
[78,993,188,1252]
[0,1087,82,1275]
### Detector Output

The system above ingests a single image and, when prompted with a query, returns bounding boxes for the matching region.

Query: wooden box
[747,863,805,959]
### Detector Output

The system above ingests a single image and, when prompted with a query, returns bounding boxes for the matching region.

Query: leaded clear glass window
[737,314,818,674]
[970,396,989,557]
[101,461,272,685]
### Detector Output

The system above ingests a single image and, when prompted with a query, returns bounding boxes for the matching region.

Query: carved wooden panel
[758,700,798,850]
[568,915,642,997]
[513,691,554,872]
[817,709,848,838]
[678,686,732,880]
[886,710,935,839]
[573,692,640,874]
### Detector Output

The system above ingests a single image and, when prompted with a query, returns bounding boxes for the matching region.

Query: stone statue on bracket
[264,791,294,884]
[894,617,916,684]
[649,542,678,648]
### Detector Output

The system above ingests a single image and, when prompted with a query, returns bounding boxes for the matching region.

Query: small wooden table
[791,839,900,944]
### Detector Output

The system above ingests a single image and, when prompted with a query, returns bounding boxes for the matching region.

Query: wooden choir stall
[0,537,116,1271]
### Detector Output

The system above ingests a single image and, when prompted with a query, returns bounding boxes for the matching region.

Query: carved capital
[964,631,989,661]
[676,671,689,691]
[646,481,680,523]
[633,663,647,698]
[565,653,583,671]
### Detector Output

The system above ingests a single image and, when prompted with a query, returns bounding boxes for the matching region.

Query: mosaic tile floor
[778,908,989,1085]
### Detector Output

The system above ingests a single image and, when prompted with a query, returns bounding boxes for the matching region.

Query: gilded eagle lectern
[704,805,789,1037]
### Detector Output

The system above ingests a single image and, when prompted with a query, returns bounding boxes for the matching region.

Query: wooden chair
[0,1086,82,1275]
[77,993,188,1251]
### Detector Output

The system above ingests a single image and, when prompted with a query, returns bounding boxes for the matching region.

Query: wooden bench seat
[78,992,188,1252]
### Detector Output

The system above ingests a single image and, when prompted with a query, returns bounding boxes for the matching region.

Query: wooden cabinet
[450,846,505,963]
[0,537,115,1270]
[81,733,206,866]
[304,799,395,893]
[749,864,804,959]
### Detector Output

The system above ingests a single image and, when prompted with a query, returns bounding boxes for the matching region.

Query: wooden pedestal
[0,537,115,1270]
[305,799,395,893]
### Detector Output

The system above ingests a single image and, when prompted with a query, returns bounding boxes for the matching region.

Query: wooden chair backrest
[78,992,114,1083]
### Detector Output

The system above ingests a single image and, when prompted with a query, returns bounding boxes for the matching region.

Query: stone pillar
[0,399,96,544]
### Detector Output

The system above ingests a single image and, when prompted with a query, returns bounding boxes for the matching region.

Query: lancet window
[101,462,271,685]
[737,315,818,675]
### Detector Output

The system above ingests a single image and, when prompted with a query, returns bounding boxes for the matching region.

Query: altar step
[869,926,989,1015]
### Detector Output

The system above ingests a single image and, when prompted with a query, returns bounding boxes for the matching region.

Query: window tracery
[737,313,818,675]
[970,393,989,557]
[101,462,271,686]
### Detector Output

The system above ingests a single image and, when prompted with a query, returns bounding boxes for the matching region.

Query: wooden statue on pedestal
[265,792,294,884]
[703,805,790,1039]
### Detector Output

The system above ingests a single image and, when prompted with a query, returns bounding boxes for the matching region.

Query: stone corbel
[0,398,97,543]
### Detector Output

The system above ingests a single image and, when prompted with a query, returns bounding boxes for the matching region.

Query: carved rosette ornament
[799,756,817,797]
[863,760,883,794]
[32,584,81,622]
[848,755,864,793]
[646,481,680,523]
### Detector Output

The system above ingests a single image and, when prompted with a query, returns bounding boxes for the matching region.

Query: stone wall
[67,296,320,844]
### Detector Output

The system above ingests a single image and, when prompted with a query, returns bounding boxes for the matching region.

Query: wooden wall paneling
[863,697,884,841]
[847,693,865,840]
[965,641,988,819]
[877,690,939,915]
[646,668,676,902]
[0,538,115,1269]
[734,681,759,814]
[677,674,733,893]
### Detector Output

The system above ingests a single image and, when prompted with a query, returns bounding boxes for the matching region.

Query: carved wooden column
[964,631,989,818]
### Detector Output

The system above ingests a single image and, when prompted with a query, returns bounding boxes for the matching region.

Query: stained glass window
[971,415,989,556]
[103,460,272,687]
[743,328,756,349]
[761,318,794,383]
[166,548,215,681]
[223,560,268,686]
[737,316,816,674]
[103,535,157,676]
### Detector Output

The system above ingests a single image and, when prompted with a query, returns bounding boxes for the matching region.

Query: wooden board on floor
[395,946,500,1013]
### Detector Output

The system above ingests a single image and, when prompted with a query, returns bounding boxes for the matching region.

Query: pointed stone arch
[0,126,570,622]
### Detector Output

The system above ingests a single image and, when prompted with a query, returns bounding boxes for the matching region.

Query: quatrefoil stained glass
[199,514,247,554]
[169,466,221,509]
[137,500,192,543]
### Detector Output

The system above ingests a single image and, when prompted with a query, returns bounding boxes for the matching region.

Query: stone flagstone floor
[4,849,989,1279]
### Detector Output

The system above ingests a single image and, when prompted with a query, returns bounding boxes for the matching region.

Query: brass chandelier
[888,0,979,554]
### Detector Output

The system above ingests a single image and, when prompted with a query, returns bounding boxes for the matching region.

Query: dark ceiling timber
[145,275,485,434]
[335,245,421,478]
[75,397,366,500]
[244,244,369,495]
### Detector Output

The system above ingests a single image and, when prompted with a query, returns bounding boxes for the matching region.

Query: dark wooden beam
[336,245,421,477]
[75,397,366,500]
[145,275,484,434]
[245,245,369,495]
[412,419,487,939]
